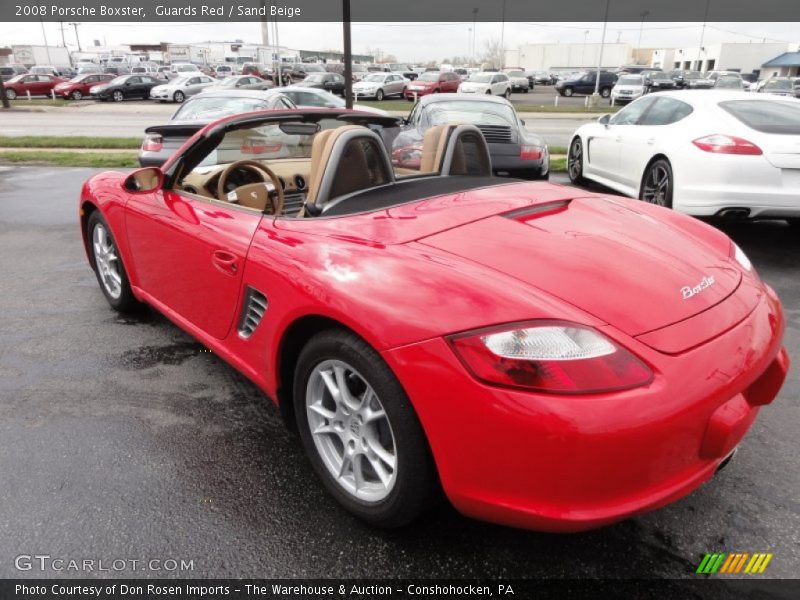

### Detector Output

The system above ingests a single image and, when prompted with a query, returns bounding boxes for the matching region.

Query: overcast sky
[2,21,798,61]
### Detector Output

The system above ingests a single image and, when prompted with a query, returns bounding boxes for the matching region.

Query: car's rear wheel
[563,87,574,97]
[640,159,674,208]
[294,329,436,528]
[568,137,585,184]
[87,211,140,313]
[600,87,611,98]
[173,90,185,103]
[112,90,124,102]
[375,89,384,101]
[504,88,511,99]
[71,90,83,100]
[6,89,17,100]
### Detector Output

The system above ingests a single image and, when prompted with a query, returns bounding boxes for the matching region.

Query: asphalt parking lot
[0,166,797,580]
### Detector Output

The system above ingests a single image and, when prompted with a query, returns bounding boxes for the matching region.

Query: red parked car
[78,109,789,532]
[3,73,65,99]
[53,73,115,100]
[404,71,461,100]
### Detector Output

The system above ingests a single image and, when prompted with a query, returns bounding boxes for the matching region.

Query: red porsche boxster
[79,109,789,532]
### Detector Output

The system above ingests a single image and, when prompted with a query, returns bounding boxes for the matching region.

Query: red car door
[34,75,52,95]
[124,189,262,340]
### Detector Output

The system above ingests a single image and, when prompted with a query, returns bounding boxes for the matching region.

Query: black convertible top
[321,175,519,217]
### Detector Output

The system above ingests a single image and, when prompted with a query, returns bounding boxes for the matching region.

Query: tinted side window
[611,97,656,125]
[638,97,694,125]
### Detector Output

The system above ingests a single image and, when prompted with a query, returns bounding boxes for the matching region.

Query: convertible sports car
[80,109,788,532]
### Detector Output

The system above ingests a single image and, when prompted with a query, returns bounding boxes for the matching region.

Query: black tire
[503,88,511,99]
[433,88,440,94]
[375,89,384,101]
[567,137,585,184]
[86,211,141,313]
[112,90,124,102]
[485,89,492,95]
[523,87,529,93]
[173,90,185,103]
[6,89,17,100]
[71,90,83,100]
[563,87,574,97]
[639,159,674,208]
[293,329,437,528]
[600,87,611,98]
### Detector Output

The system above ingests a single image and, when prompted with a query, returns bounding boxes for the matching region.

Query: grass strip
[0,150,138,168]
[0,136,142,149]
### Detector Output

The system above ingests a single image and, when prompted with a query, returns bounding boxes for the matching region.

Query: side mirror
[124,167,163,193]
[520,119,526,126]
[598,114,611,127]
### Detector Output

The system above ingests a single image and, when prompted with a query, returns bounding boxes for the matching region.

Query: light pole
[69,22,82,52]
[472,8,479,66]
[581,30,589,67]
[697,0,711,72]
[592,0,610,104]
[499,0,506,70]
[637,10,649,60]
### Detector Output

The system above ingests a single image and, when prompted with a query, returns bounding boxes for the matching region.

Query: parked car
[90,74,160,102]
[568,91,800,223]
[215,64,237,78]
[556,71,617,98]
[0,64,27,82]
[458,72,511,97]
[393,94,548,179]
[610,74,646,105]
[242,64,275,79]
[150,74,216,103]
[82,108,787,533]
[353,72,407,100]
[668,69,713,89]
[404,71,460,100]
[326,63,369,82]
[504,70,531,93]
[202,75,274,92]
[103,65,131,76]
[285,63,326,82]
[384,63,419,81]
[274,86,388,116]
[530,71,553,86]
[618,65,661,75]
[453,68,470,82]
[29,65,60,77]
[714,75,746,91]
[757,77,798,97]
[641,70,676,93]
[131,65,167,81]
[53,73,115,100]
[2,73,65,99]
[169,63,201,78]
[138,89,296,167]
[292,72,347,96]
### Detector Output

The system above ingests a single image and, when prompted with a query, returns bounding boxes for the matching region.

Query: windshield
[171,77,191,86]
[418,73,441,82]
[426,100,516,127]
[764,79,792,90]
[362,74,385,82]
[218,76,240,87]
[505,71,524,77]
[305,73,327,82]
[720,99,800,134]
[468,73,493,83]
[303,64,325,73]
[173,97,271,121]
[618,76,643,85]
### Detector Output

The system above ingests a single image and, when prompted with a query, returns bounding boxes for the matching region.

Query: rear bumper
[382,286,787,532]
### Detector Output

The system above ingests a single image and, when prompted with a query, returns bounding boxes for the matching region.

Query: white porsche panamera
[568,91,800,224]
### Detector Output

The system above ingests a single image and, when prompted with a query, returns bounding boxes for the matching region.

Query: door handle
[646,138,655,145]
[212,249,238,275]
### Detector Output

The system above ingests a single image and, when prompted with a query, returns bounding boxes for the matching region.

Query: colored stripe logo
[696,552,773,574]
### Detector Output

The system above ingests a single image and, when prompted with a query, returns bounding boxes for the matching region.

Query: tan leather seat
[303,125,394,215]
[419,124,458,173]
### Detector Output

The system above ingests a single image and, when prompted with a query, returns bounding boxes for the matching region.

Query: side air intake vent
[237,287,268,339]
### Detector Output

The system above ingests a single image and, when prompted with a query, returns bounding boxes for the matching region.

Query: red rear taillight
[520,145,543,160]
[448,321,653,394]
[141,134,163,153]
[692,134,762,155]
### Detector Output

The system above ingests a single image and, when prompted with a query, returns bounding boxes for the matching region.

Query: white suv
[458,72,511,97]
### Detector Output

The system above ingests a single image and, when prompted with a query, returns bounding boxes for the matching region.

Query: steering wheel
[216,160,285,216]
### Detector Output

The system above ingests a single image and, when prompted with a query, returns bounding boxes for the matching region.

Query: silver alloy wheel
[92,223,122,299]
[174,91,184,103]
[568,139,582,180]
[112,90,123,102]
[6,89,16,100]
[642,163,670,206]
[72,90,82,100]
[306,359,397,503]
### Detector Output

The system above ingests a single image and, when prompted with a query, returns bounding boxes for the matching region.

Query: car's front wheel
[503,88,511,99]
[600,87,611,98]
[173,90,185,103]
[568,137,585,184]
[639,159,674,208]
[563,87,574,97]
[294,329,437,528]
[86,211,140,313]
[71,90,83,100]
[6,89,17,100]
[375,89,384,101]
[112,90,124,102]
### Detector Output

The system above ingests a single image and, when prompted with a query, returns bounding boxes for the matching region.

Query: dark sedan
[138,89,296,167]
[90,74,160,102]
[641,70,676,93]
[392,94,548,179]
[291,72,346,95]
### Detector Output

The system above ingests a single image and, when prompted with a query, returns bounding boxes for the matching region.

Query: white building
[653,42,790,75]
[505,43,634,72]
